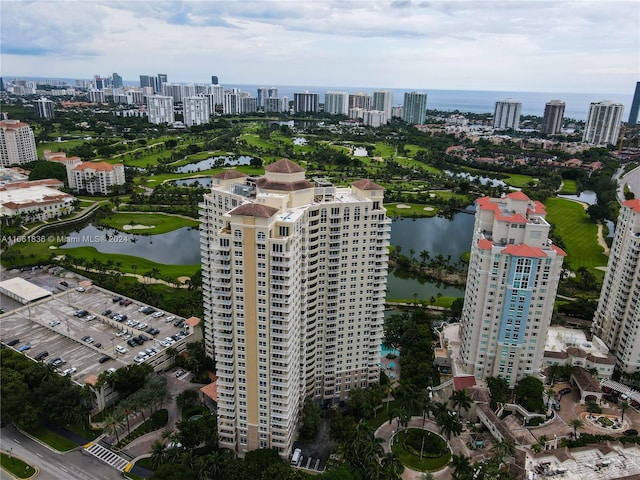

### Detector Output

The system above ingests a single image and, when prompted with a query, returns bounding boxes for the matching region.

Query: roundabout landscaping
[391,428,451,473]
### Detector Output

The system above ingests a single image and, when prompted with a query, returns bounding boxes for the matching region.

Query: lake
[60,224,201,265]
[172,177,213,187]
[175,155,252,173]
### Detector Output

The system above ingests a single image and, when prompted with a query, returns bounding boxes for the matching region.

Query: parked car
[102,309,112,316]
[624,429,638,436]
[98,355,112,364]
[127,339,138,347]
[49,320,61,327]
[59,281,69,287]
[94,343,102,348]
[17,343,31,352]
[76,287,85,292]
[152,311,165,318]
[174,319,184,327]
[6,339,20,346]
[113,296,123,303]
[85,314,96,321]
[62,367,77,376]
[175,369,186,378]
[81,335,94,344]
[34,351,49,361]
[74,310,88,318]
[138,334,149,342]
[115,345,127,354]
[137,323,148,330]
[559,388,572,396]
[123,299,133,306]
[165,316,176,323]
[116,330,126,337]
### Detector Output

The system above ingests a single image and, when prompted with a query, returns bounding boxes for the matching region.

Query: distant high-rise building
[582,101,624,146]
[592,200,640,373]
[493,99,522,130]
[294,92,319,113]
[94,76,105,91]
[257,87,268,108]
[541,100,565,135]
[146,95,175,124]
[163,84,182,104]
[324,92,348,115]
[267,87,278,99]
[281,96,289,112]
[139,75,153,89]
[223,91,240,115]
[459,192,565,387]
[628,82,640,126]
[362,110,387,128]
[0,120,38,166]
[372,91,393,123]
[33,97,55,118]
[240,96,258,114]
[348,92,372,111]
[200,159,389,457]
[402,92,427,125]
[183,96,211,126]
[87,89,105,103]
[112,72,123,89]
[157,74,168,94]
[264,97,282,113]
[211,75,219,85]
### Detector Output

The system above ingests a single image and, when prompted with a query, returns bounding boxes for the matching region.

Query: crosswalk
[83,442,131,472]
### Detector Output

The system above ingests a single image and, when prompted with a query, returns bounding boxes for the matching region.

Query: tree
[150,439,166,469]
[486,376,509,409]
[104,411,125,445]
[620,400,630,421]
[451,388,473,417]
[514,376,545,413]
[301,396,322,439]
[117,399,136,437]
[569,418,584,439]
[451,453,473,480]
[437,411,463,440]
[176,389,199,411]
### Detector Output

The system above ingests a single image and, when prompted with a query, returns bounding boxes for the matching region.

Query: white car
[62,367,77,376]
[49,320,61,327]
[165,316,176,323]
[152,311,165,318]
[115,330,126,337]
[115,345,127,354]
[85,315,96,321]
[137,323,148,330]
[134,356,146,364]
[76,287,85,292]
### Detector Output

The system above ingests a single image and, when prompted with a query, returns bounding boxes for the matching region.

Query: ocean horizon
[6,76,634,121]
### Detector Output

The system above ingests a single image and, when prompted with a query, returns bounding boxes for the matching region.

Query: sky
[1,0,639,94]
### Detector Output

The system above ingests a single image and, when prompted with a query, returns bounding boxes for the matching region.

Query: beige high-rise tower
[199,159,390,456]
[459,192,565,387]
[592,200,640,373]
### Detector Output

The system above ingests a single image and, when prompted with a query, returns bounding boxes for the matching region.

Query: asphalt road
[0,425,122,480]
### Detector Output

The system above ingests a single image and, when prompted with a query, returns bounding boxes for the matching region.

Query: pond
[171,177,213,187]
[175,155,252,173]
[444,170,506,187]
[60,224,201,265]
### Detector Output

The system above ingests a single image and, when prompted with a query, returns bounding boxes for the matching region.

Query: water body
[444,170,506,187]
[172,177,213,187]
[60,224,201,265]
[175,155,252,173]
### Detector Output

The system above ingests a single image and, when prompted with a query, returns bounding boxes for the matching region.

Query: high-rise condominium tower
[459,192,565,387]
[348,92,372,110]
[211,75,219,85]
[493,99,522,130]
[628,82,640,126]
[402,92,427,125]
[592,200,640,373]
[33,97,55,119]
[146,95,174,125]
[200,159,390,456]
[293,92,319,113]
[582,101,624,146]
[372,91,393,123]
[183,96,211,126]
[324,92,348,115]
[541,100,565,135]
[0,120,38,166]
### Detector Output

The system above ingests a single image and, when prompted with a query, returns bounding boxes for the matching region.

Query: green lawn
[503,173,537,188]
[0,452,37,478]
[386,203,439,218]
[25,426,77,452]
[545,197,608,270]
[367,400,401,429]
[559,179,577,194]
[100,213,199,234]
[391,429,451,472]
[55,246,200,278]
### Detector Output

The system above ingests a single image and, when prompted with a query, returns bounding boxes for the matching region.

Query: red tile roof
[623,199,640,213]
[507,191,530,201]
[185,317,201,327]
[551,245,567,256]
[200,377,218,402]
[256,178,313,192]
[478,239,493,250]
[352,179,385,191]
[453,375,477,391]
[502,244,548,258]
[264,158,305,173]
[212,170,248,180]
[229,203,279,218]
[73,162,121,172]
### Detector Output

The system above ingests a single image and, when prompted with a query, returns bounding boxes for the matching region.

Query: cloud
[0,0,638,93]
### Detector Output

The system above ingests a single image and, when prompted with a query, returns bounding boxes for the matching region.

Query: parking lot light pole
[111,337,116,355]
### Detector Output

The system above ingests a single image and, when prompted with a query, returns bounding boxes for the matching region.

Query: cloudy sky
[1,1,638,93]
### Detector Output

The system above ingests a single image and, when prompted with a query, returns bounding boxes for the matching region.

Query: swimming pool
[380,344,400,357]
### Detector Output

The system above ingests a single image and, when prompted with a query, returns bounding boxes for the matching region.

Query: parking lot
[0,268,195,383]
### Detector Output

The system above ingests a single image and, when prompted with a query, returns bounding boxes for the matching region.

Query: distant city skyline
[1,1,638,94]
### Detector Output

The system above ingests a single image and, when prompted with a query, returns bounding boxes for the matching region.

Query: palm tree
[450,453,473,480]
[150,439,166,469]
[437,411,462,441]
[381,452,404,478]
[104,412,124,445]
[620,400,630,421]
[431,401,449,420]
[546,388,556,409]
[118,399,135,437]
[570,418,584,439]
[491,438,516,461]
[418,388,433,426]
[451,388,473,417]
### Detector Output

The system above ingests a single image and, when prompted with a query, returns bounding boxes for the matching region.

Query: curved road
[0,425,121,480]
[617,165,640,201]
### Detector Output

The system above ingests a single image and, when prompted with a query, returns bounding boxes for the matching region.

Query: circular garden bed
[391,428,451,472]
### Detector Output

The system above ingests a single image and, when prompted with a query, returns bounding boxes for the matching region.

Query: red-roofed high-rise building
[592,200,640,373]
[459,192,565,387]
[199,159,390,458]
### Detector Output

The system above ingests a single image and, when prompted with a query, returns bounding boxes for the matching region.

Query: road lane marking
[36,453,43,458]
[13,439,21,444]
